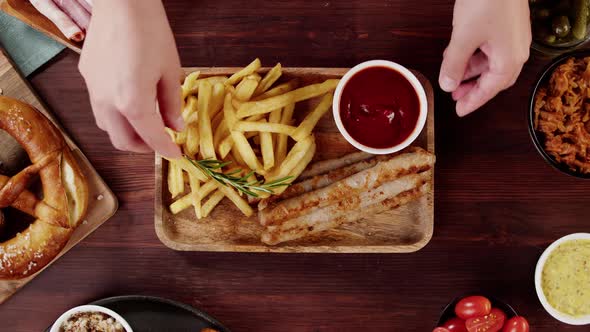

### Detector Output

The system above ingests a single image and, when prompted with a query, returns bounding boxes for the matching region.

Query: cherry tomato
[443,317,468,332]
[455,296,492,320]
[502,317,530,332]
[465,308,506,332]
[434,328,451,332]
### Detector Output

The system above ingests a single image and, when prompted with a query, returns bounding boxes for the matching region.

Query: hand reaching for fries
[166,59,338,219]
[79,0,183,157]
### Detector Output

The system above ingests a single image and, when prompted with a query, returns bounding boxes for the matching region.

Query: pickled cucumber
[572,0,589,40]
[553,15,572,37]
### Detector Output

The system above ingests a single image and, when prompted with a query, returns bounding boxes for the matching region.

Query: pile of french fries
[165,59,339,218]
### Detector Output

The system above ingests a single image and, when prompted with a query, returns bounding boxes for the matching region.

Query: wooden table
[2,0,589,331]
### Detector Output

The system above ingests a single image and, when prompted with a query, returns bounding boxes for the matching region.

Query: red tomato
[433,328,451,332]
[465,308,506,332]
[502,317,529,332]
[455,296,492,320]
[443,317,468,332]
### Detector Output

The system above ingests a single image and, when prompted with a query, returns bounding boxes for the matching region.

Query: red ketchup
[339,66,420,149]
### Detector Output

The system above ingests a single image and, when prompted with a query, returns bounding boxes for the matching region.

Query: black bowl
[436,296,518,327]
[528,49,590,179]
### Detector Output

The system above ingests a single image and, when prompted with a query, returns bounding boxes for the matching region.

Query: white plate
[332,60,428,155]
[50,304,133,332]
[535,233,590,325]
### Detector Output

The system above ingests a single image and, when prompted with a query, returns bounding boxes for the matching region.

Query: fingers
[87,94,151,153]
[439,28,481,92]
[122,95,182,158]
[158,70,184,131]
[462,52,488,81]
[455,72,509,117]
[451,80,476,102]
[104,111,152,153]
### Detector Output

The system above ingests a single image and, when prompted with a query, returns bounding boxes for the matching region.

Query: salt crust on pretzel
[0,96,88,279]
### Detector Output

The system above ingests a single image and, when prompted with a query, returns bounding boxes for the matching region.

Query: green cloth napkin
[0,10,64,76]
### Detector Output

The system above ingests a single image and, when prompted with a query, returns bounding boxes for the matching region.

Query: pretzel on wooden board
[0,96,88,279]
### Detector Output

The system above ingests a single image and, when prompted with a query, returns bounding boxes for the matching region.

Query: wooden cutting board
[155,67,435,253]
[0,0,82,53]
[0,48,117,303]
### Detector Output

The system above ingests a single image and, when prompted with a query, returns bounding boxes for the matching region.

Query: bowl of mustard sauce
[535,233,590,325]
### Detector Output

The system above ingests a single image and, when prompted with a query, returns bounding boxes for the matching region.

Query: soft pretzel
[0,96,88,279]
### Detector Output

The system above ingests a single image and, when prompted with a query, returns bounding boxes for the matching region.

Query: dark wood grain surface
[2,0,589,331]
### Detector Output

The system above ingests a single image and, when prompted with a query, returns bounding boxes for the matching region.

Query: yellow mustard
[542,239,590,317]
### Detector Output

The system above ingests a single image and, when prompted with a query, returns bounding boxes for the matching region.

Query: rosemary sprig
[186,157,293,197]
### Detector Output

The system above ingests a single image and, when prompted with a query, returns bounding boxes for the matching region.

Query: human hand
[79,0,183,157]
[439,0,532,117]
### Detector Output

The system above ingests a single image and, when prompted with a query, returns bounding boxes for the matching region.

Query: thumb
[157,69,184,131]
[439,28,480,92]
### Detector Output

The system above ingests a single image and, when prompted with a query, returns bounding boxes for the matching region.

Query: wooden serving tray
[0,0,82,53]
[0,49,116,303]
[155,67,434,253]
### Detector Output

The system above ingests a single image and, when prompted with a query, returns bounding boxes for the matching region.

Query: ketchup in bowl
[338,66,420,149]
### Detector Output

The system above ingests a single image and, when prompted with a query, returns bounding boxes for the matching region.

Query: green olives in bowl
[531,0,590,54]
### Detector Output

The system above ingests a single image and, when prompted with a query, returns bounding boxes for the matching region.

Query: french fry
[219,129,260,158]
[273,138,316,195]
[184,75,228,97]
[170,196,191,214]
[231,130,264,173]
[268,108,283,148]
[267,135,314,181]
[235,76,259,101]
[202,190,225,218]
[218,135,233,158]
[176,130,188,145]
[167,160,185,198]
[189,173,202,219]
[231,146,247,168]
[238,79,339,118]
[233,121,296,136]
[216,184,253,216]
[225,58,261,86]
[204,76,229,84]
[165,127,177,142]
[182,71,200,99]
[223,93,238,128]
[269,108,282,124]
[231,98,243,110]
[200,179,219,199]
[253,79,299,101]
[254,63,282,96]
[185,123,200,158]
[245,114,265,122]
[292,93,333,141]
[217,94,238,158]
[182,95,198,123]
[276,104,295,164]
[260,126,274,170]
[198,80,216,159]
[213,119,229,147]
[165,157,208,182]
[169,178,218,214]
[210,82,225,118]
[211,109,225,133]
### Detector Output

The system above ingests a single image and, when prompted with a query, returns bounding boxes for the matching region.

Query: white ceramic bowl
[50,304,133,332]
[333,60,428,155]
[535,233,590,325]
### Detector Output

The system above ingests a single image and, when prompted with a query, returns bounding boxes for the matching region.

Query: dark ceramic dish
[528,49,590,179]
[46,295,231,332]
[436,296,518,327]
